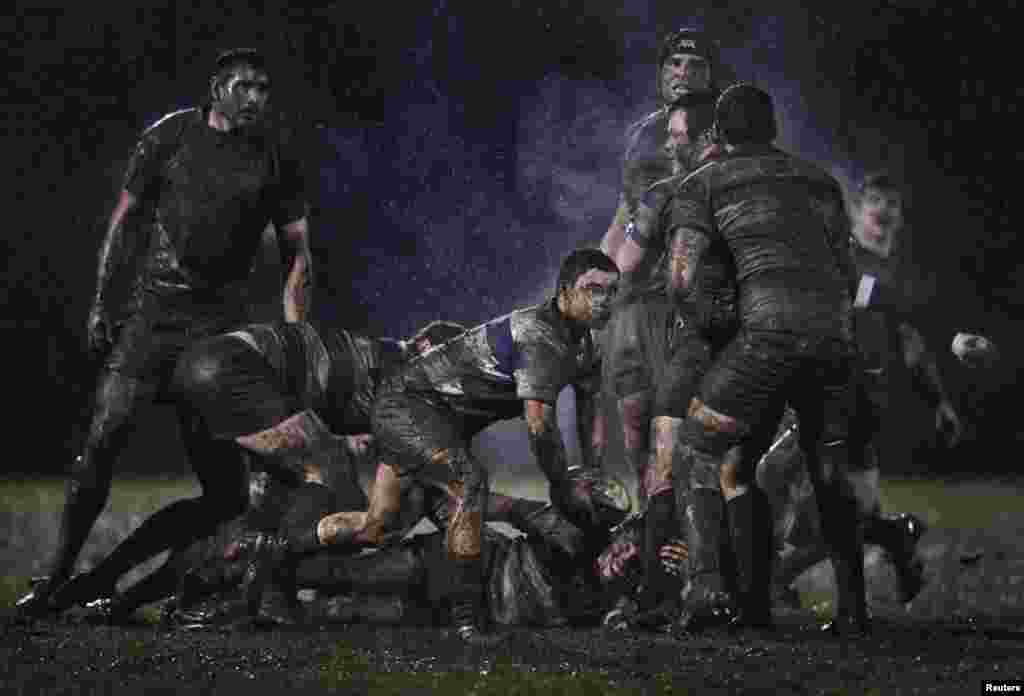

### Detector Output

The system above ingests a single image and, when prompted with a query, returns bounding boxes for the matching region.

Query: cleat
[821,612,871,638]
[886,513,929,604]
[14,576,62,620]
[236,532,302,626]
[79,597,138,626]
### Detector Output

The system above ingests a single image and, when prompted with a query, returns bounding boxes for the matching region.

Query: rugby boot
[449,557,505,647]
[862,512,928,603]
[818,493,871,638]
[236,532,303,627]
[676,488,736,634]
[45,570,117,615]
[13,575,65,621]
[79,596,139,626]
[726,487,775,631]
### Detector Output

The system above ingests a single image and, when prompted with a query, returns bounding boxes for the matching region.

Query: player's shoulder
[509,302,565,347]
[140,107,200,141]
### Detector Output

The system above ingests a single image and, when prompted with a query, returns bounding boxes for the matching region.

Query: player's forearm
[912,352,949,408]
[283,247,313,322]
[93,191,136,306]
[527,416,571,486]
[899,322,949,407]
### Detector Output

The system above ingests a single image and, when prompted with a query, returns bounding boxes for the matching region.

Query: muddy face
[558,268,619,328]
[660,52,711,103]
[853,187,903,257]
[211,65,270,130]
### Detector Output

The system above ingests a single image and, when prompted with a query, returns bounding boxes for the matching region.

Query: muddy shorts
[602,291,712,418]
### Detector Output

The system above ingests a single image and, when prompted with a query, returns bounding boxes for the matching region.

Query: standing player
[18,48,313,618]
[668,84,868,635]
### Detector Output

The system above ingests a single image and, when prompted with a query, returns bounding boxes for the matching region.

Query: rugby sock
[281,482,337,555]
[725,486,773,624]
[641,489,680,606]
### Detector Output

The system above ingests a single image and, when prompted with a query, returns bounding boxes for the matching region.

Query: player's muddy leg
[633,416,683,627]
[854,449,927,603]
[434,447,492,644]
[673,399,739,633]
[720,432,776,631]
[17,373,147,618]
[619,392,652,505]
[799,397,869,636]
[235,409,334,480]
[316,461,405,549]
[49,433,250,614]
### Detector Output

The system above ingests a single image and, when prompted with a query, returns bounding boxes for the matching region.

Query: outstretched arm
[898,321,961,446]
[277,217,313,322]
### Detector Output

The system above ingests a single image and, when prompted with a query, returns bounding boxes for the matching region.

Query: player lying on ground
[234,249,620,644]
[31,318,466,622]
[73,464,647,630]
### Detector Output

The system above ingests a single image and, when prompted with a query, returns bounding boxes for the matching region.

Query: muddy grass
[3,476,1024,694]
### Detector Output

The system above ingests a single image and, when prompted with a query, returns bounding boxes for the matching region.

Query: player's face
[660,52,711,103]
[665,107,717,175]
[560,268,619,328]
[856,187,903,247]
[212,65,271,128]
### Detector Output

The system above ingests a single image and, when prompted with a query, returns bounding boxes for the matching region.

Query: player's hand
[935,400,962,448]
[86,302,113,357]
[658,538,688,577]
[951,332,999,369]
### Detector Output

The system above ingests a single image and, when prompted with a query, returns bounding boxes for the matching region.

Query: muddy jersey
[123,107,306,314]
[669,145,854,338]
[631,168,738,345]
[851,241,906,378]
[618,108,673,289]
[231,321,404,434]
[398,299,602,421]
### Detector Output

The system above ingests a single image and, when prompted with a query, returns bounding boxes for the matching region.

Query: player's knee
[174,341,230,401]
[683,398,745,456]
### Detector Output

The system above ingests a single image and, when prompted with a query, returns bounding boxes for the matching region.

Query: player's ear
[209,75,223,102]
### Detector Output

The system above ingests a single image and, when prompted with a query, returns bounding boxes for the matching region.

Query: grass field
[3,475,1024,620]
[4,475,1024,695]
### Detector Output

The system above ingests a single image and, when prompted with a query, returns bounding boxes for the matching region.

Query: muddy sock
[641,490,680,607]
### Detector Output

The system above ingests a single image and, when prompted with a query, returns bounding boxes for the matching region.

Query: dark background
[3,0,1019,478]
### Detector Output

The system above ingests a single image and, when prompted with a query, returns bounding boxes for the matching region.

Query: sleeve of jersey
[514,330,568,404]
[122,130,164,199]
[271,138,310,228]
[627,182,673,249]
[667,180,713,240]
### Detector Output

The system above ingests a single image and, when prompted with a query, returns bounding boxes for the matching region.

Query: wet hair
[557,248,619,293]
[859,170,902,198]
[213,48,269,82]
[409,320,466,349]
[712,82,777,146]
